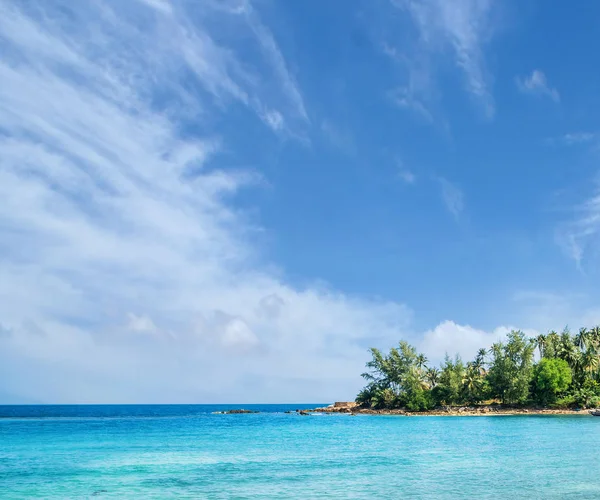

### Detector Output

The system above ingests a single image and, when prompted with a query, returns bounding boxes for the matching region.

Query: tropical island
[312,328,600,416]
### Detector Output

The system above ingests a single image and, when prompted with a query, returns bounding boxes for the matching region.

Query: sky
[2,0,600,404]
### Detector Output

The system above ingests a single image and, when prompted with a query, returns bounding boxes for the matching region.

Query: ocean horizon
[2,404,600,498]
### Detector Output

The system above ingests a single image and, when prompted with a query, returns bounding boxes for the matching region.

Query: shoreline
[306,403,597,417]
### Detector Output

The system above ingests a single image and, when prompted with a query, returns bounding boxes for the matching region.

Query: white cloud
[561,132,597,146]
[390,0,496,118]
[127,314,158,335]
[389,86,433,122]
[557,189,600,268]
[262,109,284,131]
[418,321,528,365]
[516,70,560,102]
[437,177,464,218]
[0,0,415,403]
[242,3,308,123]
[396,159,416,184]
[398,170,416,184]
[419,320,542,365]
[137,0,173,14]
[320,120,355,154]
[0,0,559,405]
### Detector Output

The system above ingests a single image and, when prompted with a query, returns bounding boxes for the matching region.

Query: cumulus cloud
[127,314,159,335]
[418,320,540,365]
[516,70,560,102]
[419,321,508,364]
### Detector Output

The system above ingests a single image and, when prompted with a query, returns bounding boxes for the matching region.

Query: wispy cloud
[557,190,600,269]
[561,132,598,146]
[389,86,434,122]
[516,69,560,102]
[389,0,497,119]
[241,2,308,123]
[0,0,417,403]
[437,177,464,219]
[396,159,416,184]
[261,109,285,131]
[320,119,356,155]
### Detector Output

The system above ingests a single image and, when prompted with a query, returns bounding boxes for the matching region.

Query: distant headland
[313,327,600,416]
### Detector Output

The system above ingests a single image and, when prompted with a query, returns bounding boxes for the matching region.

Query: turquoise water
[1,405,600,499]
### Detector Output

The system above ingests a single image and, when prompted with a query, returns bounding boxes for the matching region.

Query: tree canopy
[357,327,600,410]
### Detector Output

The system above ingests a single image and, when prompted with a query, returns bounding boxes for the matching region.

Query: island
[309,328,600,416]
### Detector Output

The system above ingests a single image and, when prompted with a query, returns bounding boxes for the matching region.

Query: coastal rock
[223,409,259,414]
[333,402,358,409]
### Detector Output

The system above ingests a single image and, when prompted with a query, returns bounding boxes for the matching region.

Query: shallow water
[1,405,599,499]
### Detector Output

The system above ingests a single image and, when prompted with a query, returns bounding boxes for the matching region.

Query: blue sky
[2,0,600,403]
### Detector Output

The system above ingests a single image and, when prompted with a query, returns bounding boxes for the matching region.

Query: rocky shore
[213,409,259,414]
[306,402,594,417]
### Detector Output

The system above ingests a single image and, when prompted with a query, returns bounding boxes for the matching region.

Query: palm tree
[534,334,547,358]
[590,326,600,351]
[425,367,440,388]
[545,330,560,358]
[557,332,578,366]
[582,350,599,377]
[415,354,428,383]
[558,336,581,372]
[575,328,589,351]
[474,348,487,372]
[463,365,483,402]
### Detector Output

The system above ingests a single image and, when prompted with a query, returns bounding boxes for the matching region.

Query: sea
[1,404,600,499]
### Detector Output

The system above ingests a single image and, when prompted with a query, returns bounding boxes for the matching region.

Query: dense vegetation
[356,328,600,411]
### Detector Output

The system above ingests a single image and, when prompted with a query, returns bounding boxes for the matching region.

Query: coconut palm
[545,330,560,358]
[416,354,428,372]
[425,367,440,388]
[562,344,581,371]
[463,365,484,403]
[534,334,547,359]
[473,348,487,372]
[575,328,589,351]
[582,350,599,376]
[557,332,578,365]
[590,326,600,350]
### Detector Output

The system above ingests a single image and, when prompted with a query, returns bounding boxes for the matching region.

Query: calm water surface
[1,405,599,499]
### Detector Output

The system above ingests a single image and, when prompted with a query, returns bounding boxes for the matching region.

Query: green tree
[432,355,465,406]
[463,363,487,404]
[575,328,589,351]
[487,331,535,404]
[557,331,580,370]
[534,334,546,359]
[590,327,600,351]
[532,358,572,405]
[358,342,431,409]
[473,348,487,375]
[425,367,440,388]
[544,331,560,359]
[358,324,600,411]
